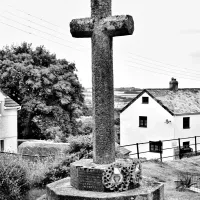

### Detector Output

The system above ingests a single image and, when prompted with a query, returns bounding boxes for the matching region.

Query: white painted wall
[0,91,18,153]
[3,137,18,152]
[173,115,200,152]
[0,91,4,116]
[120,92,174,160]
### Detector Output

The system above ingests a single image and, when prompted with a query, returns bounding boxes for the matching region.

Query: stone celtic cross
[70,0,134,164]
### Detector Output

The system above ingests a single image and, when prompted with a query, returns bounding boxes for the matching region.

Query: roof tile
[121,88,200,115]
[147,89,200,114]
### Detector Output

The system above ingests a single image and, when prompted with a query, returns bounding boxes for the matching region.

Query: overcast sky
[0,0,200,89]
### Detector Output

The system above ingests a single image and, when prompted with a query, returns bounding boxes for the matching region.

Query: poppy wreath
[102,159,142,192]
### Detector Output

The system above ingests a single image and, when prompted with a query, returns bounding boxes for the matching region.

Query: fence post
[160,140,163,162]
[195,136,197,156]
[178,138,181,159]
[160,152,162,162]
[136,143,139,159]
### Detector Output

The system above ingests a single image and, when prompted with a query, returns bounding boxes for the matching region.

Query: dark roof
[4,97,20,108]
[119,146,131,155]
[120,88,200,115]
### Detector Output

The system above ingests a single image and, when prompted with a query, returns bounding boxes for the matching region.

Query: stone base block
[70,159,108,192]
[46,177,164,200]
[70,159,141,192]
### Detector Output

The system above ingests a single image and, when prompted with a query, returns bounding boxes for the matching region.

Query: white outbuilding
[0,90,21,153]
[120,78,200,160]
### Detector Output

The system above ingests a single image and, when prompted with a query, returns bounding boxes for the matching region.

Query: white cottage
[120,78,200,160]
[0,90,21,153]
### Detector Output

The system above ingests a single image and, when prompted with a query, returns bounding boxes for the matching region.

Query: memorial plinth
[46,158,164,200]
[70,159,142,192]
[46,177,164,200]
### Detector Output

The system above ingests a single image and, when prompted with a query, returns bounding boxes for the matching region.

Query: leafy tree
[0,42,85,141]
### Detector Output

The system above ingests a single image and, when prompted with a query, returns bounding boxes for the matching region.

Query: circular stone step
[46,177,164,200]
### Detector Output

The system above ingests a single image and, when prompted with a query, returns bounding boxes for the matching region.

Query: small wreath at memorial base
[102,159,142,192]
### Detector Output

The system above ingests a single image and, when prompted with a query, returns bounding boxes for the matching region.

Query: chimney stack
[169,77,178,91]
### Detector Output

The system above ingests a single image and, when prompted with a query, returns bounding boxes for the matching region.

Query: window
[180,141,192,155]
[149,141,162,153]
[183,141,190,149]
[0,140,4,152]
[142,97,149,104]
[139,116,147,128]
[183,117,190,129]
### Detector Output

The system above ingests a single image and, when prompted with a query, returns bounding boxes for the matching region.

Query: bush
[40,155,78,186]
[37,135,94,186]
[114,118,120,125]
[176,174,196,191]
[0,154,29,200]
[82,106,92,116]
[25,156,56,188]
[68,135,93,155]
[28,133,133,188]
[78,116,93,135]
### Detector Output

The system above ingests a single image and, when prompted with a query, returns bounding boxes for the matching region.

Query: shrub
[28,133,132,188]
[0,154,29,200]
[37,135,94,187]
[40,154,78,186]
[67,134,93,158]
[25,156,56,188]
[114,118,120,125]
[78,116,93,135]
[83,106,92,116]
[176,173,197,191]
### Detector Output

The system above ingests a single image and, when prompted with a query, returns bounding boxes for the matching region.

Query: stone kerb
[46,177,164,200]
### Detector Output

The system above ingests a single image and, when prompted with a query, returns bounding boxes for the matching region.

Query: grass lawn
[142,156,200,200]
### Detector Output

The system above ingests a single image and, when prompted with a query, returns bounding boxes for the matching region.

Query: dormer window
[142,97,149,104]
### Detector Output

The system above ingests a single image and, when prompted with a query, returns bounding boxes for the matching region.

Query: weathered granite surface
[70,0,134,165]
[70,158,141,192]
[46,177,164,200]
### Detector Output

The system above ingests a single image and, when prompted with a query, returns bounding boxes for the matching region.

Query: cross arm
[102,15,134,37]
[70,18,94,38]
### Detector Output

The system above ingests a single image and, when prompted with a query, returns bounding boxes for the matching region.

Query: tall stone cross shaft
[70,0,134,164]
